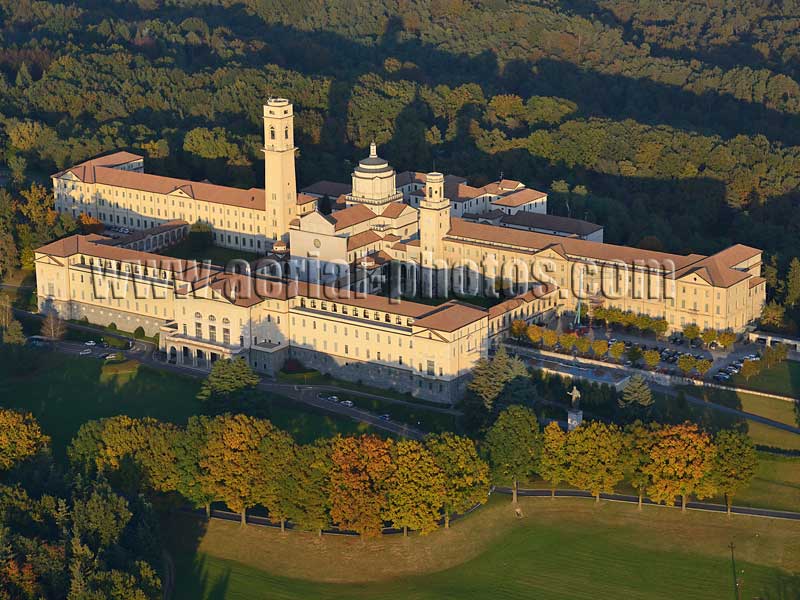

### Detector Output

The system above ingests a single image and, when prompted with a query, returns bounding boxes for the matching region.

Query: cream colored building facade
[40,98,767,402]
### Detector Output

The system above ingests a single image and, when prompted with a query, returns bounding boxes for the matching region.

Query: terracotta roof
[498,179,523,191]
[500,212,602,236]
[383,234,400,242]
[491,188,547,207]
[749,276,766,289]
[59,164,266,210]
[711,244,761,268]
[328,204,376,231]
[446,218,706,272]
[674,253,751,288]
[297,193,318,206]
[412,301,487,333]
[396,171,426,187]
[347,230,382,251]
[487,285,557,319]
[300,180,352,197]
[381,202,409,219]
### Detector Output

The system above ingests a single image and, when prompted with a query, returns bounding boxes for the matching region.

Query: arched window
[222,317,230,324]
[208,315,216,322]
[194,312,202,319]
[270,127,275,140]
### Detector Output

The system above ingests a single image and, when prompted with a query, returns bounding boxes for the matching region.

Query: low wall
[288,346,465,404]
[44,299,166,337]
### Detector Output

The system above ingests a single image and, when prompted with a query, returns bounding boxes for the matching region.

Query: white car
[84,340,96,346]
[341,400,354,408]
[79,349,92,355]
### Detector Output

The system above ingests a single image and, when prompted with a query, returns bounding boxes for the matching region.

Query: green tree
[0,409,49,470]
[677,354,696,375]
[198,414,273,526]
[256,427,298,532]
[609,341,625,361]
[642,349,660,370]
[760,301,785,328]
[485,406,541,504]
[290,439,333,535]
[574,336,591,355]
[716,330,736,350]
[539,422,568,498]
[197,358,260,403]
[176,416,218,517]
[385,440,445,536]
[2,319,25,345]
[739,359,761,381]
[709,430,758,516]
[623,422,656,510]
[426,433,490,528]
[786,257,800,307]
[619,375,653,412]
[682,323,700,341]
[695,358,712,376]
[700,329,717,347]
[566,422,625,502]
[591,339,608,358]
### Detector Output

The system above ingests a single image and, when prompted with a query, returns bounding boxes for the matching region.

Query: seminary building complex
[34,99,766,402]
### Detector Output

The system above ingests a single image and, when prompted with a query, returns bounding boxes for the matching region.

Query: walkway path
[494,487,800,521]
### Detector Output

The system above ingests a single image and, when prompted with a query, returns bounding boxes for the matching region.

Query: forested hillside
[2,0,800,291]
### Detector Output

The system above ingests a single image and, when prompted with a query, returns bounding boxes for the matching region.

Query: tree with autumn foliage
[709,430,758,516]
[329,434,394,538]
[565,421,625,502]
[525,324,543,345]
[384,440,445,536]
[510,319,527,339]
[541,328,558,348]
[716,330,736,350]
[175,416,217,517]
[255,427,298,532]
[197,414,274,526]
[485,405,541,503]
[539,422,568,498]
[591,339,608,358]
[290,439,333,535]
[623,421,656,509]
[644,422,716,511]
[0,409,49,470]
[425,433,490,528]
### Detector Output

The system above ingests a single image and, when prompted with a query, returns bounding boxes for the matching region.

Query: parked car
[340,400,354,408]
[79,349,92,355]
[379,414,391,421]
[84,340,96,346]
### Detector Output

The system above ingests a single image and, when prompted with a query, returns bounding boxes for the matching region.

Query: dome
[354,142,392,174]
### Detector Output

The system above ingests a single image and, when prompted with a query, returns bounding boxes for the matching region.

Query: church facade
[37,98,767,402]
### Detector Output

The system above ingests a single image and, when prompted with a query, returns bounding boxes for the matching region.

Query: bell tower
[263,98,297,242]
[419,172,450,269]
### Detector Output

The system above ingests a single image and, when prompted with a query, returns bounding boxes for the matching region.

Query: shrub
[133,326,146,339]
[108,322,117,331]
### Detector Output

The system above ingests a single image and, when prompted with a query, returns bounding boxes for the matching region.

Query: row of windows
[298,297,414,326]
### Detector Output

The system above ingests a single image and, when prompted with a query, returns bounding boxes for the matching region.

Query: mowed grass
[160,239,259,266]
[0,351,371,458]
[733,454,800,512]
[166,496,800,600]
[731,359,800,397]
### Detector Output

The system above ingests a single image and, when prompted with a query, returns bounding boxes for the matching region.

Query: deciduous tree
[290,439,333,535]
[255,428,298,532]
[196,358,260,403]
[0,409,49,470]
[591,339,608,358]
[709,430,758,516]
[609,341,625,361]
[644,423,715,511]
[642,349,660,370]
[539,422,568,498]
[565,422,625,502]
[385,440,445,536]
[510,319,527,339]
[485,406,541,503]
[525,324,543,345]
[42,311,66,340]
[623,422,656,509]
[425,433,490,528]
[329,434,394,538]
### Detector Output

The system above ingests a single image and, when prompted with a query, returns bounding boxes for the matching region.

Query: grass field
[731,359,800,398]
[160,239,260,266]
[165,495,800,600]
[0,351,371,457]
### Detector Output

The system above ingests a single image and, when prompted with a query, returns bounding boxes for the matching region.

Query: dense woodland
[3,0,800,325]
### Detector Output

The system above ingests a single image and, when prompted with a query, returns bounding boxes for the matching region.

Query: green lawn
[160,239,259,266]
[731,359,800,398]
[335,392,459,433]
[167,496,800,600]
[0,351,370,458]
[659,389,800,451]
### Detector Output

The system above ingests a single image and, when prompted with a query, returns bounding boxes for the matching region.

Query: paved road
[494,487,800,521]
